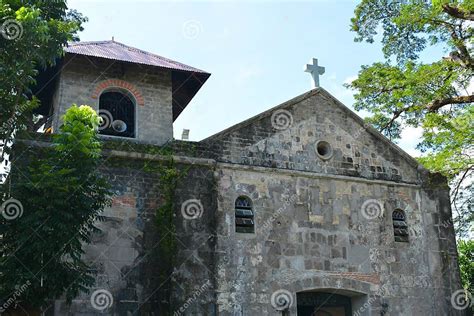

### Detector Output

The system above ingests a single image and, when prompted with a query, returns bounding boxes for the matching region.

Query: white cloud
[234,64,263,85]
[399,126,423,157]
[343,75,358,85]
[323,73,357,110]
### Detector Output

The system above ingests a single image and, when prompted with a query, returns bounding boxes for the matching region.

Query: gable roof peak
[204,87,423,170]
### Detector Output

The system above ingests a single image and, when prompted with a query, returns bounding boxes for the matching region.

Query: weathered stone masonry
[16,40,465,315]
[52,55,173,145]
[19,89,459,315]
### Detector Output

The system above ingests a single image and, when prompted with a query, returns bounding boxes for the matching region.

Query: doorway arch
[297,291,352,316]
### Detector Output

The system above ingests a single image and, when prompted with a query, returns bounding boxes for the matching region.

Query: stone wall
[10,134,464,315]
[10,85,465,315]
[212,164,463,315]
[51,155,218,315]
[53,55,173,145]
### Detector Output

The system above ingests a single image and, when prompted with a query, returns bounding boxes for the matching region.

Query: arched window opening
[392,209,409,242]
[99,90,135,138]
[235,196,254,233]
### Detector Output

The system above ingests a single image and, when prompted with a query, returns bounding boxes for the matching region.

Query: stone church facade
[21,40,464,315]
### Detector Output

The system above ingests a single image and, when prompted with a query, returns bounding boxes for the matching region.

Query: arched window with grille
[235,196,254,233]
[392,209,409,242]
[98,90,136,138]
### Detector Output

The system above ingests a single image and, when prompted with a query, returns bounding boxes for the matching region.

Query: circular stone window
[316,140,333,160]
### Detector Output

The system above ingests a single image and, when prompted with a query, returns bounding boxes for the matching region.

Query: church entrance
[296,292,352,316]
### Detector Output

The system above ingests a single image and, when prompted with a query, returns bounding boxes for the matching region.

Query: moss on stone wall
[142,145,194,314]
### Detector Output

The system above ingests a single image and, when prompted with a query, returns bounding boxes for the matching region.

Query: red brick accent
[327,272,380,285]
[91,79,145,106]
[112,195,137,208]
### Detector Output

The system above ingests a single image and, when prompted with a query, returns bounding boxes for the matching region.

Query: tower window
[235,196,254,233]
[99,90,135,138]
[392,209,409,242]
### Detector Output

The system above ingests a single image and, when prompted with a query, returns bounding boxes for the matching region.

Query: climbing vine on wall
[143,145,194,312]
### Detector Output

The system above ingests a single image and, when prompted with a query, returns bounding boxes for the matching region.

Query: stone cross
[304,58,325,88]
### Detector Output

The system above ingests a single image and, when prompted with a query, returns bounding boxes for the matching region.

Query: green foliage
[0,0,86,178]
[458,239,474,292]
[349,0,473,236]
[0,105,111,309]
[352,0,473,63]
[142,146,192,313]
[458,238,474,314]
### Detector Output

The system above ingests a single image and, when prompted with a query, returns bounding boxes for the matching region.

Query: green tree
[0,0,86,179]
[458,239,474,292]
[457,239,474,313]
[0,105,111,310]
[348,0,473,237]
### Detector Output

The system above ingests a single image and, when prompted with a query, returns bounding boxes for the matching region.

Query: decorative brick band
[327,272,380,285]
[91,79,145,106]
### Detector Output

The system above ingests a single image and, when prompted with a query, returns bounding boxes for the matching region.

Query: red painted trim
[91,79,145,106]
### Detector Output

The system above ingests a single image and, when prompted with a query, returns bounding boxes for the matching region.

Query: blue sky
[68,0,425,155]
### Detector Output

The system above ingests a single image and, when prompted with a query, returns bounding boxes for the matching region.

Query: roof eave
[63,52,210,121]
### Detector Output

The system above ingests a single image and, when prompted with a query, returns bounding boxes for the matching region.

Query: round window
[316,140,333,160]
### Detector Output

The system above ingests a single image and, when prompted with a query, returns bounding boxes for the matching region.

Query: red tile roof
[65,40,209,74]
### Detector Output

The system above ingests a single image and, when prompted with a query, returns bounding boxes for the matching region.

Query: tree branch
[427,95,474,112]
[442,4,474,21]
[379,94,473,132]
[433,14,474,69]
[380,105,413,132]
[451,167,473,205]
